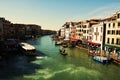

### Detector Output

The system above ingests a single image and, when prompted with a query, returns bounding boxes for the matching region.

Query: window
[89,36,92,40]
[113,23,115,28]
[119,30,120,35]
[118,22,120,27]
[80,25,81,28]
[107,38,110,44]
[112,30,115,35]
[109,23,110,28]
[111,38,114,44]
[107,30,111,34]
[117,14,119,18]
[79,34,81,36]
[78,25,81,28]
[117,14,120,19]
[116,30,119,35]
[116,39,120,45]
[107,31,109,34]
[83,25,86,28]
[83,30,86,33]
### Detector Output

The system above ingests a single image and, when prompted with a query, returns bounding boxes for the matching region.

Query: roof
[104,16,116,21]
[82,21,88,24]
[82,19,101,25]
[89,21,99,24]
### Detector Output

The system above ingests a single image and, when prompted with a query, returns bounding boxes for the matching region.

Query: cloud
[87,3,120,19]
[65,3,120,22]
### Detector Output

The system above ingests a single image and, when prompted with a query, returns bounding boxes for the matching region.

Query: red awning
[88,41,101,46]
[70,37,78,42]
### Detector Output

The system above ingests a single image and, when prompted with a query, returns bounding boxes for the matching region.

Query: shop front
[105,44,120,60]
[87,41,101,56]
[70,37,79,47]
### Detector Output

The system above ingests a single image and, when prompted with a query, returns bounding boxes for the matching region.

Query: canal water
[0,35,120,80]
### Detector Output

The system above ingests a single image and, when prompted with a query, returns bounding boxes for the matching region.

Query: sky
[0,0,120,30]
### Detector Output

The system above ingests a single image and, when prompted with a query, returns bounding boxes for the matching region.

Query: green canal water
[0,35,120,80]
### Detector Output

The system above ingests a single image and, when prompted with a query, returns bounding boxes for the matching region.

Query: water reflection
[0,55,43,80]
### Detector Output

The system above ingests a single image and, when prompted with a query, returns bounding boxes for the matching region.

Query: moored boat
[55,41,63,45]
[93,56,110,64]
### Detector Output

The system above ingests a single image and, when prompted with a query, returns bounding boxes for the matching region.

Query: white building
[60,26,65,38]
[64,28,70,41]
[91,22,104,51]
[63,22,71,41]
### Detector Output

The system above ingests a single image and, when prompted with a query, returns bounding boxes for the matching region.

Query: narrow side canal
[0,35,120,80]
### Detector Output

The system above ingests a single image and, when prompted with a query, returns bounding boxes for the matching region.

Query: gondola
[59,49,67,55]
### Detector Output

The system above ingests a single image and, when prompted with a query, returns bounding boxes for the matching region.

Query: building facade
[0,18,3,41]
[76,22,83,41]
[60,26,65,38]
[0,17,42,40]
[105,11,120,59]
[90,22,105,51]
[63,22,71,41]
[82,21,89,41]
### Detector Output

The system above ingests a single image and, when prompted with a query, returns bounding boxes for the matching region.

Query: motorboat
[18,42,36,56]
